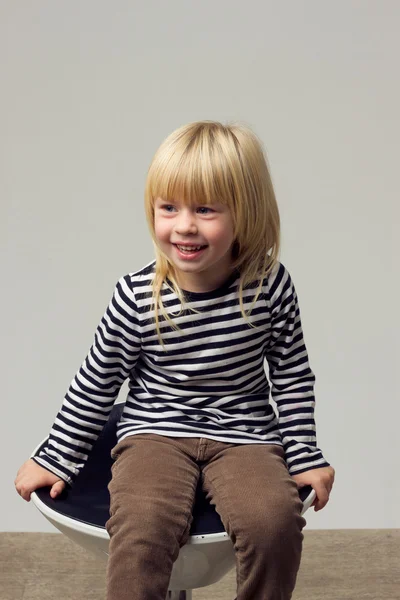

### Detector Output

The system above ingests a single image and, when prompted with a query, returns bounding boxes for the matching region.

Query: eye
[160,205,213,214]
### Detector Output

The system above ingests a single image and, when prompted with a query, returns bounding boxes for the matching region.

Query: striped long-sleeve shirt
[33,259,330,486]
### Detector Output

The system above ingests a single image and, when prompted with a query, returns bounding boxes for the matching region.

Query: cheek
[208,224,232,244]
[154,219,170,241]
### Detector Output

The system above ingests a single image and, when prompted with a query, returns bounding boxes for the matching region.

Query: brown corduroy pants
[105,434,306,600]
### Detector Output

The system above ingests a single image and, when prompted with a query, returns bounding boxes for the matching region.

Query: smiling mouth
[173,244,208,250]
[173,243,208,248]
[173,244,208,256]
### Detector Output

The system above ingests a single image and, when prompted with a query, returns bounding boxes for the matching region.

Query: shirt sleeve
[32,274,141,485]
[264,262,330,475]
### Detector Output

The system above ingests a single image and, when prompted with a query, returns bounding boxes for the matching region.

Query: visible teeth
[177,245,203,251]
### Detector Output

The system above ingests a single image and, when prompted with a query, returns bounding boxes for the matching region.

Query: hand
[15,458,66,502]
[292,466,335,512]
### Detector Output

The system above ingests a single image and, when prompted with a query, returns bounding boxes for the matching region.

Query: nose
[175,208,198,234]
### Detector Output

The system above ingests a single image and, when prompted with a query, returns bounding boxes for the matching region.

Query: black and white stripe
[33,259,329,485]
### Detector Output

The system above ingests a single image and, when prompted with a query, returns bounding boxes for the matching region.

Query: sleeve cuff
[31,456,74,487]
[288,458,331,476]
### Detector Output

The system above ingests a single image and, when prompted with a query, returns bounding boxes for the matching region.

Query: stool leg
[166,591,192,600]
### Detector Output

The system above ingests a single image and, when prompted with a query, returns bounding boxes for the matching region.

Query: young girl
[15,120,335,600]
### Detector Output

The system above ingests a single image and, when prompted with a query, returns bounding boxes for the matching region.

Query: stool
[31,403,315,599]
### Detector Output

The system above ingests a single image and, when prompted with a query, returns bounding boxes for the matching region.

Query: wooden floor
[1,530,399,599]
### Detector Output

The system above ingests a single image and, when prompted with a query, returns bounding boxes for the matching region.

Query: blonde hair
[144,120,281,351]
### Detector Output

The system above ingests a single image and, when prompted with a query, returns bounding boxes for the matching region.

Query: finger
[325,480,334,496]
[314,496,330,511]
[312,483,329,511]
[50,481,66,498]
[18,485,32,502]
[314,487,330,511]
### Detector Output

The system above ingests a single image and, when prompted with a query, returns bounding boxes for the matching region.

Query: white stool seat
[31,404,315,598]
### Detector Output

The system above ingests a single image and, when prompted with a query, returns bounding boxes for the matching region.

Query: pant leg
[201,442,306,600]
[105,434,201,600]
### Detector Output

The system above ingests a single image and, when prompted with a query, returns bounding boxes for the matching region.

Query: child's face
[154,196,236,292]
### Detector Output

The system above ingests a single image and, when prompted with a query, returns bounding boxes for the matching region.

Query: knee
[106,498,191,550]
[242,493,306,551]
[106,500,161,538]
[269,498,305,546]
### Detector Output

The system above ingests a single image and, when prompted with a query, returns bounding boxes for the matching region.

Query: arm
[264,262,330,476]
[32,274,141,486]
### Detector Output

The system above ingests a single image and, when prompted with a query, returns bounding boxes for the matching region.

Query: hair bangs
[149,132,235,209]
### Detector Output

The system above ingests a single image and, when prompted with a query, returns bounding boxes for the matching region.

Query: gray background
[2,1,399,532]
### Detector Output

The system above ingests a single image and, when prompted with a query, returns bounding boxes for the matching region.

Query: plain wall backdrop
[2,1,399,532]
